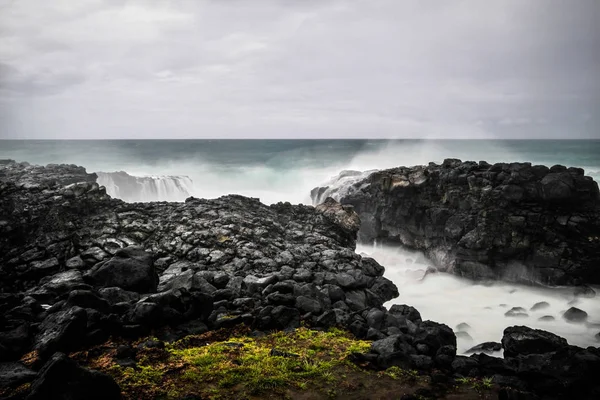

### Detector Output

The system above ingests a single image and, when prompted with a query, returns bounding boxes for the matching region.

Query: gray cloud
[0,0,598,139]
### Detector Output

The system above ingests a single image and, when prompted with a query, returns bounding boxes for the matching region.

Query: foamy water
[357,244,600,354]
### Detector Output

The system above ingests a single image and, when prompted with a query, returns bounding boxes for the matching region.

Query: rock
[465,342,502,354]
[98,287,140,305]
[315,160,600,285]
[369,277,399,302]
[538,315,555,321]
[530,301,550,311]
[505,307,528,318]
[388,304,422,323]
[66,290,111,312]
[414,321,456,356]
[0,322,31,361]
[455,322,471,331]
[27,352,122,400]
[86,247,157,293]
[0,362,37,388]
[573,285,596,298]
[315,197,361,236]
[34,306,88,359]
[562,307,588,323]
[295,296,322,314]
[502,326,568,358]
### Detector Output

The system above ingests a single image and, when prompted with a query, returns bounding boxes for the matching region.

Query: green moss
[456,376,494,391]
[164,327,371,396]
[379,366,419,381]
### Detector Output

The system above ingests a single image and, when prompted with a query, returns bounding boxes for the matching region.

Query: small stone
[562,307,588,323]
[530,301,550,311]
[455,322,471,331]
[465,341,502,354]
[538,315,555,321]
[505,307,528,318]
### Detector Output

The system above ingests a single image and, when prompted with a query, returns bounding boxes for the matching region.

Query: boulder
[414,321,456,356]
[315,160,600,285]
[86,247,157,293]
[562,307,588,323]
[465,342,502,354]
[0,362,37,388]
[34,306,88,359]
[502,326,568,358]
[27,352,122,400]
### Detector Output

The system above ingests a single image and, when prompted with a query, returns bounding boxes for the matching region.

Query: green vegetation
[456,376,494,391]
[58,326,496,399]
[100,327,377,399]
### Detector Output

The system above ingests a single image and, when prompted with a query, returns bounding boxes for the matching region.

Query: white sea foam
[357,244,600,354]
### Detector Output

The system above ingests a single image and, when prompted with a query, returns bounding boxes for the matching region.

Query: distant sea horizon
[1,138,599,205]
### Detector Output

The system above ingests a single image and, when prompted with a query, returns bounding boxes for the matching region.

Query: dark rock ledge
[312,159,600,286]
[1,160,599,400]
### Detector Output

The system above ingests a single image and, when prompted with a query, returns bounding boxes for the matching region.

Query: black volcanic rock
[0,160,398,361]
[465,341,502,354]
[85,247,158,293]
[501,326,568,358]
[312,159,600,285]
[0,361,37,388]
[562,307,588,323]
[26,352,122,400]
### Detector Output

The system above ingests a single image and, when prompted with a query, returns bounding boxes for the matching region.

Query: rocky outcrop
[0,160,399,364]
[312,159,600,285]
[2,160,598,400]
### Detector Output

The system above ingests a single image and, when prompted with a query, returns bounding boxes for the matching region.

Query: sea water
[2,139,599,351]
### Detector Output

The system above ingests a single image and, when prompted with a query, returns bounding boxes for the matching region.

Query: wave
[80,140,600,205]
[97,171,193,202]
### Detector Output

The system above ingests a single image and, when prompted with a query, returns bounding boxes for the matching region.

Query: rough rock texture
[0,160,398,363]
[2,160,599,400]
[26,352,122,400]
[312,159,600,285]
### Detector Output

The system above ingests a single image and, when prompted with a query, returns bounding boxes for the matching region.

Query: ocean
[1,138,599,352]
[1,139,599,205]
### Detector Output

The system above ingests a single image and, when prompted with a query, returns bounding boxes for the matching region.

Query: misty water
[2,139,600,352]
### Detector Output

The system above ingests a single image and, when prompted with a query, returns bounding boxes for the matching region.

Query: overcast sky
[0,0,598,139]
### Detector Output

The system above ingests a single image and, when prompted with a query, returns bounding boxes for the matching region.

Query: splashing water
[357,244,600,353]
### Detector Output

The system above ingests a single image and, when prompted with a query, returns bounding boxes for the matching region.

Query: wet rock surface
[312,159,600,285]
[1,160,599,400]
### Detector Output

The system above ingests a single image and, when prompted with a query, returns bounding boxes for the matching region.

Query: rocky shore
[312,159,600,286]
[1,160,599,400]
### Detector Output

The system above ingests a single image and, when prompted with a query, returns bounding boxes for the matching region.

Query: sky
[0,0,599,139]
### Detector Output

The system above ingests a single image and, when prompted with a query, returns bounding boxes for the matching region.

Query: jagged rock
[388,304,422,323]
[0,322,31,361]
[34,306,88,359]
[86,247,158,293]
[502,326,568,358]
[465,342,502,354]
[562,307,588,323]
[27,352,122,400]
[573,285,596,298]
[414,321,456,356]
[295,296,322,314]
[98,287,140,305]
[314,159,600,285]
[0,362,37,388]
